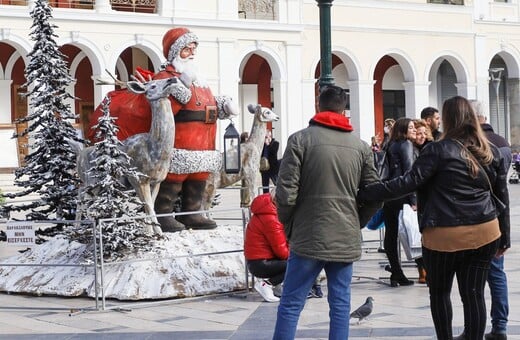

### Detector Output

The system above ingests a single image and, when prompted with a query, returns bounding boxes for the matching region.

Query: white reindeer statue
[204,104,280,209]
[77,76,184,236]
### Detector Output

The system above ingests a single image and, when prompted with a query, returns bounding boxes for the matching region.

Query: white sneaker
[254,280,279,302]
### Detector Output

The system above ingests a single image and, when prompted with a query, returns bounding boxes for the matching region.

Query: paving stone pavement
[1,174,520,339]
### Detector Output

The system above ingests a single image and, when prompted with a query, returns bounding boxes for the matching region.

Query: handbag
[374,150,390,181]
[259,156,270,171]
[398,204,422,260]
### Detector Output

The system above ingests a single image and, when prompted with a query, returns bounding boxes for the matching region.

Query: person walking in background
[244,192,288,303]
[260,130,279,193]
[470,99,511,340]
[240,132,250,205]
[421,106,442,140]
[371,135,381,152]
[381,118,395,151]
[358,96,510,340]
[380,117,417,287]
[273,85,380,340]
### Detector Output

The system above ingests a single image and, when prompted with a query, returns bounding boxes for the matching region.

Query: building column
[508,78,520,148]
[95,0,112,13]
[301,78,317,127]
[348,80,375,142]
[283,42,303,145]
[272,79,287,146]
[217,0,237,19]
[403,81,431,118]
[0,80,13,124]
[91,75,114,109]
[474,34,491,107]
[158,0,174,17]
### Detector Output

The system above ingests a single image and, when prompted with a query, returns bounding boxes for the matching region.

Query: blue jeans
[488,256,509,334]
[273,251,353,340]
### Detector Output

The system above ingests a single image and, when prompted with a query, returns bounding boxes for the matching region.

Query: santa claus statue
[89,27,237,232]
[147,27,238,232]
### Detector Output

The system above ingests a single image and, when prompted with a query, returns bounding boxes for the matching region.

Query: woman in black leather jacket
[359,96,510,340]
[381,117,417,287]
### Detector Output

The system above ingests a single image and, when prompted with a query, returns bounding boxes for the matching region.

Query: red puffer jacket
[244,193,289,261]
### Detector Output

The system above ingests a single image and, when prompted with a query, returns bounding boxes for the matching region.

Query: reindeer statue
[77,76,186,236]
[204,104,279,210]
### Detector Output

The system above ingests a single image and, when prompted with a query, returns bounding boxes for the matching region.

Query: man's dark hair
[319,85,347,113]
[420,106,438,120]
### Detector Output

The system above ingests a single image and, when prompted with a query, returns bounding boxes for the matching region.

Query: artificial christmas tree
[2,0,84,221]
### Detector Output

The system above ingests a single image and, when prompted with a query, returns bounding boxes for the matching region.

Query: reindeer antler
[95,69,127,87]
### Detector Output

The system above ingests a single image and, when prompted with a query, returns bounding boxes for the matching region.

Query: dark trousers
[247,259,286,286]
[261,171,278,193]
[382,200,403,275]
[422,239,499,340]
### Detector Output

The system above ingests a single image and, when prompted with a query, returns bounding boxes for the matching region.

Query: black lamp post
[223,121,241,174]
[316,0,335,90]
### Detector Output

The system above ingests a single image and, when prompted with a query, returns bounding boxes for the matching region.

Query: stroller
[509,159,520,184]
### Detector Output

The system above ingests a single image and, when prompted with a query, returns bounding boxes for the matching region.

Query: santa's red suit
[152,65,219,183]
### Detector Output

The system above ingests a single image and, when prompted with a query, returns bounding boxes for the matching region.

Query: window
[383,90,405,121]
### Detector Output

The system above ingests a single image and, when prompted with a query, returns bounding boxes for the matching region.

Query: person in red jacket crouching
[244,192,288,302]
[244,192,323,302]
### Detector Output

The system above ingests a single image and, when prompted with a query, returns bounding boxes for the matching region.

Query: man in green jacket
[273,85,381,340]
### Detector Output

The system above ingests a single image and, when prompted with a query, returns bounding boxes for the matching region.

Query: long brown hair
[389,117,413,142]
[441,96,493,177]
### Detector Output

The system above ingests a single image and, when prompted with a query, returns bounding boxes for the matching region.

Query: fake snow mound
[0,225,246,300]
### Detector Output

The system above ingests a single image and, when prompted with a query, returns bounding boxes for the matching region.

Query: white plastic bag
[398,204,422,260]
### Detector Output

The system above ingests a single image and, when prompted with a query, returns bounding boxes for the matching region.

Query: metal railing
[0,206,250,312]
[0,219,99,312]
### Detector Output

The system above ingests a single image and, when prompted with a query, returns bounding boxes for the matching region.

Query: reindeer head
[247,104,280,123]
[126,77,182,102]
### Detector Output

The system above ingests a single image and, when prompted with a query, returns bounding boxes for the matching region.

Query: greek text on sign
[6,221,36,246]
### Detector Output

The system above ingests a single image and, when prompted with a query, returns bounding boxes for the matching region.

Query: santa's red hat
[162,27,198,61]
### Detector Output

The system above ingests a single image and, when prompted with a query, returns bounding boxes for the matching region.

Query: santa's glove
[216,95,239,119]
[170,78,192,104]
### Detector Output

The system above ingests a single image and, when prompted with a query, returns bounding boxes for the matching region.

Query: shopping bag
[365,208,385,231]
[398,204,422,260]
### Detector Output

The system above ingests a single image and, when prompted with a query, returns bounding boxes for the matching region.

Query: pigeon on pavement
[350,296,374,324]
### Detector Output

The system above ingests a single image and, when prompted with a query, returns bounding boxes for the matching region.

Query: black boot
[390,270,414,287]
[154,181,185,232]
[176,180,217,230]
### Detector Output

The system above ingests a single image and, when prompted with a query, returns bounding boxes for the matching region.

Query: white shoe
[254,280,279,302]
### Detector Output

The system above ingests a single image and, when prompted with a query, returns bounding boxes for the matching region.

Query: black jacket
[261,139,279,175]
[386,139,416,206]
[359,138,510,249]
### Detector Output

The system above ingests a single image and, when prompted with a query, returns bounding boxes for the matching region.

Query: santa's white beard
[171,56,208,88]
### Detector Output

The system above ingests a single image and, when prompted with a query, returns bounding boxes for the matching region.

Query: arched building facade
[1,0,520,170]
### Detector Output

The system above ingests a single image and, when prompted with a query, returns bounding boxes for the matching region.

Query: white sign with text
[6,221,36,246]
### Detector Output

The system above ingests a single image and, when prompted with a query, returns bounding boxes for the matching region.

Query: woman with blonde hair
[359,96,510,339]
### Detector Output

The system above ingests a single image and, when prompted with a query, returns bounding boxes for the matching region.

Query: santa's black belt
[175,106,217,124]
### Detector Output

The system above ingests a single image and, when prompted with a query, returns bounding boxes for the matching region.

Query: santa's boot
[154,181,185,232]
[176,180,217,229]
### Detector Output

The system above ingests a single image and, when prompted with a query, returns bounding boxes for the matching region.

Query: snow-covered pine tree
[68,97,152,257]
[2,0,84,221]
